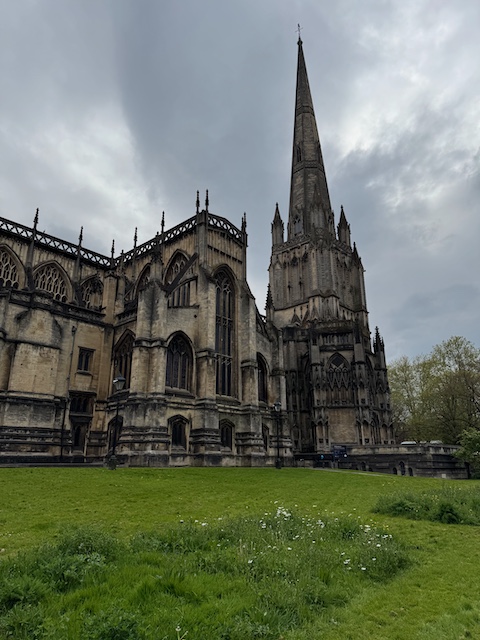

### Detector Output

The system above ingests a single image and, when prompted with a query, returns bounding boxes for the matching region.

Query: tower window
[296,145,302,162]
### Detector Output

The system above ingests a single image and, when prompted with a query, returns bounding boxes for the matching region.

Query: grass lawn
[1,467,480,639]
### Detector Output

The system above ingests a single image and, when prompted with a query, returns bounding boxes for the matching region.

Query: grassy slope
[1,467,480,639]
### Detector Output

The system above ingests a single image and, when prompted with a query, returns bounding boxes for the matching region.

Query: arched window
[296,145,302,162]
[166,334,193,391]
[165,252,191,307]
[0,247,20,289]
[81,276,103,309]
[137,266,150,294]
[257,354,268,403]
[326,353,352,405]
[220,421,233,450]
[34,262,68,302]
[113,331,134,389]
[107,415,123,454]
[215,270,234,396]
[262,424,269,451]
[169,416,188,449]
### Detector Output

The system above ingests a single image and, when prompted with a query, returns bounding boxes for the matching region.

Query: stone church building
[0,39,392,466]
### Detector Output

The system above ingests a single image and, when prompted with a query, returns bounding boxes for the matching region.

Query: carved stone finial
[196,190,200,214]
[205,189,209,213]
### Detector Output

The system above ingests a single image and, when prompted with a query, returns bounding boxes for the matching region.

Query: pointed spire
[133,227,138,249]
[337,205,351,246]
[33,208,39,231]
[272,203,284,246]
[196,190,200,214]
[205,189,209,213]
[266,282,273,310]
[78,227,83,247]
[288,38,332,240]
[110,239,115,267]
[241,212,247,233]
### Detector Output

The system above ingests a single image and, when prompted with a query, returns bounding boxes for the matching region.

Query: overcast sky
[1,0,479,361]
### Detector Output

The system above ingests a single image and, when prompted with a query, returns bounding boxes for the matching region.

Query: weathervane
[297,23,303,40]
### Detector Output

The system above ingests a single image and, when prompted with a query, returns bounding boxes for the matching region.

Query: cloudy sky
[1,0,479,361]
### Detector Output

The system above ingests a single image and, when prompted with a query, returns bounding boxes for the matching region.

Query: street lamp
[273,401,282,469]
[108,374,126,469]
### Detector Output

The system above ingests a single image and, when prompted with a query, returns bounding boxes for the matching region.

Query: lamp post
[108,374,126,470]
[273,401,282,469]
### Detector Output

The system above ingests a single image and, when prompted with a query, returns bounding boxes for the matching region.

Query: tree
[389,337,480,444]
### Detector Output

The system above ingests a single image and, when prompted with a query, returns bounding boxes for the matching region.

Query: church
[0,38,392,466]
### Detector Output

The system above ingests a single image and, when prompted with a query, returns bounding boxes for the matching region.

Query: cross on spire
[296,23,303,42]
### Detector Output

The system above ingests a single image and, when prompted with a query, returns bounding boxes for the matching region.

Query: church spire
[288,37,332,240]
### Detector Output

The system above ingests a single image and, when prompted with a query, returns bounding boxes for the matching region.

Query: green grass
[1,467,480,639]
[373,484,480,524]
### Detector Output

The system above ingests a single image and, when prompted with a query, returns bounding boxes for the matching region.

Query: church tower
[268,37,392,453]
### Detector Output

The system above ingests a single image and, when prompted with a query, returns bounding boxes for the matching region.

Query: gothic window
[77,348,94,372]
[262,425,269,451]
[0,248,19,289]
[166,252,191,307]
[107,415,123,454]
[220,421,233,450]
[69,393,93,414]
[34,263,68,302]
[81,276,103,309]
[326,353,352,405]
[166,333,193,391]
[137,266,150,293]
[69,392,94,452]
[169,416,188,449]
[113,331,134,389]
[215,270,234,396]
[257,354,268,403]
[296,145,302,162]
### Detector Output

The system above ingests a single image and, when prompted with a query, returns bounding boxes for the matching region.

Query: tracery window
[165,252,190,307]
[215,270,234,396]
[81,277,103,309]
[34,263,68,302]
[257,354,268,403]
[0,248,19,289]
[166,334,192,391]
[113,331,134,389]
[326,353,352,405]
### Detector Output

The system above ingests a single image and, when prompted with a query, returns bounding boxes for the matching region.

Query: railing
[0,216,111,268]
[1,210,245,268]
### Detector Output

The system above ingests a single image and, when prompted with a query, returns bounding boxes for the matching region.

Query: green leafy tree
[389,337,480,444]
